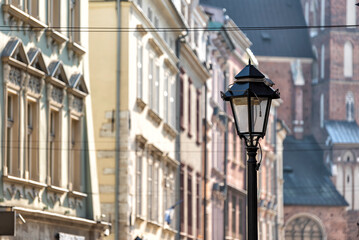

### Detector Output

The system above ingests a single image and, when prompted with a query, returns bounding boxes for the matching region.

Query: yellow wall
[89,1,117,212]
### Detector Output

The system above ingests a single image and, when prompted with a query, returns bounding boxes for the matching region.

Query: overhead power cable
[0,24,359,32]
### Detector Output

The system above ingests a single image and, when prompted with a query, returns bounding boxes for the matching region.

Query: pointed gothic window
[346,92,355,121]
[321,45,325,79]
[285,216,324,239]
[320,94,324,128]
[320,0,325,29]
[312,47,319,83]
[347,0,356,26]
[344,42,353,77]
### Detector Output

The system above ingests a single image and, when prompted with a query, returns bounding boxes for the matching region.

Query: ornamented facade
[0,0,107,239]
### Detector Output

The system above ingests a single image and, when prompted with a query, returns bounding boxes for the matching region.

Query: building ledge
[163,122,177,139]
[68,190,87,199]
[1,206,110,230]
[2,175,46,189]
[2,4,47,30]
[46,28,68,45]
[47,185,69,195]
[148,108,162,126]
[147,219,163,229]
[136,97,146,112]
[68,41,86,56]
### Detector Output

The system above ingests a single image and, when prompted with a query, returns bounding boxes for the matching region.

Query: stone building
[302,0,359,238]
[0,0,108,239]
[89,0,186,239]
[176,0,209,239]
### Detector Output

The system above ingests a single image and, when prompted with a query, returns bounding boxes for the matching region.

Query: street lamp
[221,60,280,240]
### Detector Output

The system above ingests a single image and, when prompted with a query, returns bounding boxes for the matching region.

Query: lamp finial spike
[249,59,251,65]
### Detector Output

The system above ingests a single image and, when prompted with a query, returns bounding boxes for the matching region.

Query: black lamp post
[221,60,280,240]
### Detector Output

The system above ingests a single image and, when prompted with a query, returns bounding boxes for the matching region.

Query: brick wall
[284,205,348,239]
[258,59,312,137]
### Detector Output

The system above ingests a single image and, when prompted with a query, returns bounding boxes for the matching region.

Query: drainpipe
[175,30,187,240]
[115,0,121,239]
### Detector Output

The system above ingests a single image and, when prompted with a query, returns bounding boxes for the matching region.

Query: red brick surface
[284,206,348,240]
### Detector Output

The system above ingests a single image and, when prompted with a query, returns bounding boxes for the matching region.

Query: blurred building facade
[89,0,185,239]
[0,0,107,239]
[303,0,359,238]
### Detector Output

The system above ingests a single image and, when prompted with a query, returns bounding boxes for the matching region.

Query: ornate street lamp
[221,60,279,240]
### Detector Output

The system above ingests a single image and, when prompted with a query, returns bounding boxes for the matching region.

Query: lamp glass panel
[232,97,249,134]
[252,98,268,134]
[232,97,268,136]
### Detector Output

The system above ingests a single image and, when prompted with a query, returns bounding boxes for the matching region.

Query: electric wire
[1,24,359,32]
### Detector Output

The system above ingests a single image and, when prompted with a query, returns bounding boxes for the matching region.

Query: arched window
[320,93,324,128]
[312,46,319,83]
[285,216,324,240]
[305,2,309,25]
[347,0,356,26]
[343,151,355,162]
[346,92,354,121]
[344,41,353,77]
[320,0,325,29]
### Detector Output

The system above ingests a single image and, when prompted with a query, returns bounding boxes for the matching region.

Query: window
[188,78,192,136]
[320,0,325,29]
[180,76,184,129]
[136,150,143,216]
[312,47,319,83]
[344,41,353,77]
[27,99,39,181]
[153,159,159,221]
[154,65,160,114]
[305,2,309,25]
[233,124,237,161]
[70,118,81,191]
[148,55,154,108]
[163,164,169,216]
[320,45,325,79]
[137,41,143,99]
[154,17,159,29]
[232,195,236,235]
[164,70,169,122]
[10,0,21,8]
[346,92,355,121]
[347,0,356,26]
[147,154,159,222]
[6,93,20,177]
[137,0,142,8]
[147,8,153,22]
[188,172,193,235]
[27,0,39,18]
[285,216,324,239]
[196,178,200,235]
[238,198,243,236]
[50,0,61,31]
[163,163,175,227]
[320,94,324,128]
[196,90,201,144]
[170,76,176,128]
[180,167,184,230]
[70,0,81,43]
[49,110,61,186]
[147,156,153,220]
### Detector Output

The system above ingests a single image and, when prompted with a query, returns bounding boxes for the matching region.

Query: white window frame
[137,40,143,99]
[344,41,353,78]
[346,92,355,121]
[347,0,356,26]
